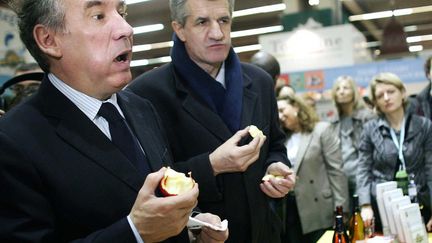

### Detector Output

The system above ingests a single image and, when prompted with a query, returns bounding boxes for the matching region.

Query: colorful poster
[0,7,30,85]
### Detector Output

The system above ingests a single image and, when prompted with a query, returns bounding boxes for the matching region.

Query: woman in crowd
[357,72,432,232]
[330,76,375,212]
[277,94,348,243]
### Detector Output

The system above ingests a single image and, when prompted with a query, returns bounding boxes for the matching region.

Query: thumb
[140,167,166,196]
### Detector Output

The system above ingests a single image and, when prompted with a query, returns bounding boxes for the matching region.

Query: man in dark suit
[0,0,228,242]
[128,0,295,242]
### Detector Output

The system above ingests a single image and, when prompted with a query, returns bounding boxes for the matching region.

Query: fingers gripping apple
[160,167,195,196]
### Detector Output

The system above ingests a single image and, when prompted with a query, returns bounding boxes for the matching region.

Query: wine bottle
[349,194,365,242]
[333,215,349,243]
[408,174,418,203]
[335,205,343,226]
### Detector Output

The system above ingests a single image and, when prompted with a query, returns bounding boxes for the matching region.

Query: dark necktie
[98,102,150,176]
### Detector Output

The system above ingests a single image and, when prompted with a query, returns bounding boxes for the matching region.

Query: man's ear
[171,21,186,42]
[33,24,62,58]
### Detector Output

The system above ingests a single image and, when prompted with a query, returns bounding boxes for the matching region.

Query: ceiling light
[406,34,432,43]
[309,0,319,6]
[131,56,172,67]
[133,24,164,34]
[404,25,418,32]
[133,41,173,53]
[349,5,432,22]
[231,25,283,38]
[126,0,152,5]
[234,44,262,53]
[349,10,392,21]
[233,3,286,18]
[393,8,413,16]
[409,45,423,52]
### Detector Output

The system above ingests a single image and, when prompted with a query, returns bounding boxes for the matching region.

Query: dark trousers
[281,194,326,243]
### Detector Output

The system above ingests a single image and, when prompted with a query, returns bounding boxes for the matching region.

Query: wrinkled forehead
[185,0,230,17]
[65,0,126,10]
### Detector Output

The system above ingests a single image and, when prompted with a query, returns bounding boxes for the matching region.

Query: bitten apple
[262,174,284,182]
[160,167,195,196]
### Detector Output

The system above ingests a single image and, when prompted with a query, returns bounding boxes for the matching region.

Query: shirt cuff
[127,215,144,243]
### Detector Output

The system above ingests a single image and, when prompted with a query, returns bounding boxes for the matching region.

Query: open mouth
[115,52,130,62]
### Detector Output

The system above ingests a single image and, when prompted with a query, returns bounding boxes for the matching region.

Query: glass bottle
[408,173,425,222]
[334,205,345,230]
[333,215,349,243]
[408,173,418,203]
[395,162,408,195]
[349,195,365,242]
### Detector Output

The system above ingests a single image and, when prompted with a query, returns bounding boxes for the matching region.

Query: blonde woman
[277,94,348,243]
[329,76,374,211]
[357,72,432,232]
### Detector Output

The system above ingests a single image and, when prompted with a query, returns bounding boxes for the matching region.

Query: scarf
[171,34,243,133]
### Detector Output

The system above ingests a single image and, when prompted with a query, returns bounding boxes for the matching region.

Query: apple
[262,174,284,182]
[160,167,195,196]
[249,125,264,138]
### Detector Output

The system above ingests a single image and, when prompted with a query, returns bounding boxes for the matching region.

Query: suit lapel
[118,93,169,172]
[294,132,313,174]
[39,80,143,192]
[173,72,232,141]
[240,73,257,128]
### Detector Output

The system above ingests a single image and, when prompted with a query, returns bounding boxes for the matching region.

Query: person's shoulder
[241,62,271,78]
[0,100,38,135]
[410,113,432,127]
[314,121,331,132]
[119,89,153,107]
[240,62,274,87]
[354,107,376,121]
[129,63,173,87]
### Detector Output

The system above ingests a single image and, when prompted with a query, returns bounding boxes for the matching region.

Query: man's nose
[114,15,133,40]
[209,21,223,40]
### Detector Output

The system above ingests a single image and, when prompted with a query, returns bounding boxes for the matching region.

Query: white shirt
[48,73,144,243]
[215,62,226,88]
[285,133,301,168]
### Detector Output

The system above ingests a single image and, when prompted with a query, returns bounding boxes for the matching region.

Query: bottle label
[395,170,409,195]
[408,187,417,197]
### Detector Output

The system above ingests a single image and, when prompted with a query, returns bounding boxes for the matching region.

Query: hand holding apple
[260,162,295,198]
[209,126,266,175]
[129,167,198,242]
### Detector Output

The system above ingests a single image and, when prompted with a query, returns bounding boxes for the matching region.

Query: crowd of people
[0,0,431,242]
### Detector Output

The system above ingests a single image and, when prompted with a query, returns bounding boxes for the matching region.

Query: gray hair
[9,0,66,72]
[169,0,235,26]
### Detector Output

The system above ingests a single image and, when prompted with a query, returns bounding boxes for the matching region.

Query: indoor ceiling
[126,0,432,76]
[0,0,430,75]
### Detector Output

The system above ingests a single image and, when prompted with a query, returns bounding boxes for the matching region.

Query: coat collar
[37,78,147,192]
[172,64,257,142]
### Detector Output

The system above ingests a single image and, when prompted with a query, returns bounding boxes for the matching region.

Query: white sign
[259,24,371,73]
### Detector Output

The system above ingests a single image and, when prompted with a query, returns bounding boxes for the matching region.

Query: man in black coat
[128,0,295,242]
[0,0,228,242]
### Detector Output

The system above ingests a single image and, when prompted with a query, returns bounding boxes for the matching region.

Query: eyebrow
[84,0,126,11]
[84,0,103,9]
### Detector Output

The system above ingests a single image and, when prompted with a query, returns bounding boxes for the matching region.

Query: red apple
[160,167,195,196]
